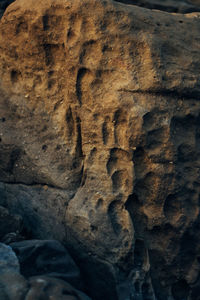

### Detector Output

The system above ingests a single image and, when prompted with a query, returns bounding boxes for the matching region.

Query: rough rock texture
[0,0,200,299]
[1,0,200,19]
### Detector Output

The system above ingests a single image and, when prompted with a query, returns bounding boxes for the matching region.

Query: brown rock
[0,0,200,299]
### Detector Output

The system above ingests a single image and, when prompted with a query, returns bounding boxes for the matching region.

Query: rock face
[0,0,200,299]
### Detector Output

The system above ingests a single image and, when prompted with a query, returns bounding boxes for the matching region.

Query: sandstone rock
[11,239,82,289]
[0,0,200,299]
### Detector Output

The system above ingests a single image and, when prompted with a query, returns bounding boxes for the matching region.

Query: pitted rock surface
[0,0,200,299]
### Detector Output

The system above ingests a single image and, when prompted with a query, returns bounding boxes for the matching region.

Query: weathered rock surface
[1,0,200,19]
[0,0,200,299]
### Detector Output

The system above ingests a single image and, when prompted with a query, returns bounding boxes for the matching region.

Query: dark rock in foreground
[26,276,91,300]
[11,239,82,289]
[0,243,28,300]
[0,241,91,300]
[0,205,23,240]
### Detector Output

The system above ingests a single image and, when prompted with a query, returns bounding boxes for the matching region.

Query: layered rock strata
[0,0,200,299]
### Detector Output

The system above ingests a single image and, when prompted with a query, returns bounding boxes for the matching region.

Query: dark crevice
[113,0,200,13]
[0,180,67,191]
[118,88,200,100]
[65,106,74,138]
[42,15,49,31]
[6,148,21,174]
[10,70,21,84]
[43,44,59,66]
[102,121,109,145]
[76,68,88,106]
[75,117,83,158]
[172,279,190,300]
[108,200,123,235]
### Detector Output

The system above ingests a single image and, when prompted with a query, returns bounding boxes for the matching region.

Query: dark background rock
[10,239,82,289]
[0,241,91,300]
[0,0,15,18]
[0,205,23,240]
[114,0,200,13]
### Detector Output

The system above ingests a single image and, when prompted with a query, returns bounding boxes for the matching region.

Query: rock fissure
[118,88,200,100]
[0,180,68,191]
